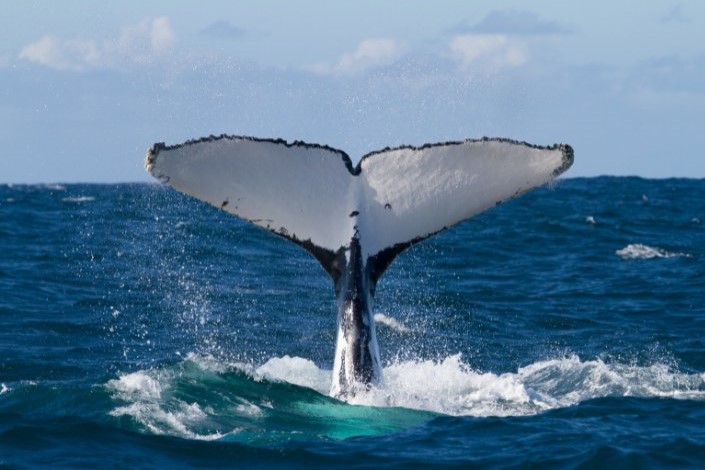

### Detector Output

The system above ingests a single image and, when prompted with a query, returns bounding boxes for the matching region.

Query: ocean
[1,177,704,468]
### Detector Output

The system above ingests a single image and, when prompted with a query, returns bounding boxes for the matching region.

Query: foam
[235,401,264,418]
[107,370,164,401]
[106,353,705,441]
[42,184,66,191]
[106,359,238,441]
[616,243,690,260]
[110,402,226,441]
[348,354,538,416]
[256,354,705,417]
[255,355,329,393]
[61,196,96,203]
[241,353,705,416]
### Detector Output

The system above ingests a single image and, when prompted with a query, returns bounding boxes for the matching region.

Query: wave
[106,354,433,441]
[105,353,705,441]
[346,354,705,415]
[61,196,96,203]
[616,243,690,260]
[42,184,67,191]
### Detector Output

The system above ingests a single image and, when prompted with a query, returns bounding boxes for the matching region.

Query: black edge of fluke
[146,135,574,180]
[555,144,574,177]
[144,134,358,176]
[144,142,162,174]
[356,137,576,175]
[144,142,169,183]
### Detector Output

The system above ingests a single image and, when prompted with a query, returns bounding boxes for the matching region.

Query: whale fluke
[145,135,573,397]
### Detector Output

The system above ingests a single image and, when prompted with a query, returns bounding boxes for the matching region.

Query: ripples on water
[1,177,704,467]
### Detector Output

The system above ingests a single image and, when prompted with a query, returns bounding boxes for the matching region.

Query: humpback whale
[145,135,573,398]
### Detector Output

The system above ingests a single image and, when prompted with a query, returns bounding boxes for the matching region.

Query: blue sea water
[1,177,704,468]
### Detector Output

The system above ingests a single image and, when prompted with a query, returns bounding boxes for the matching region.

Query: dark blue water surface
[1,177,704,468]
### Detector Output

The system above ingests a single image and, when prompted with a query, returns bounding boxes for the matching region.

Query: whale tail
[146,135,573,397]
[145,135,573,286]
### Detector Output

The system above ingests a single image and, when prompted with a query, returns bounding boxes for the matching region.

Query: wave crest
[616,244,690,260]
[105,353,705,441]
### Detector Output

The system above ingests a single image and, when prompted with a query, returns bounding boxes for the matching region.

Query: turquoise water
[1,178,704,468]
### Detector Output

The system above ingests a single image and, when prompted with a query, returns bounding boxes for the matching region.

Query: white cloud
[105,17,175,66]
[19,17,175,71]
[307,38,400,76]
[19,36,100,71]
[450,34,528,73]
[150,17,175,51]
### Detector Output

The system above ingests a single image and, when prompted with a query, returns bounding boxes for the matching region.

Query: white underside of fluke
[145,136,573,262]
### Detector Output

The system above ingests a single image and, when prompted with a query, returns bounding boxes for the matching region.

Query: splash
[340,354,705,415]
[254,355,329,391]
[374,313,411,333]
[106,353,705,441]
[106,354,434,441]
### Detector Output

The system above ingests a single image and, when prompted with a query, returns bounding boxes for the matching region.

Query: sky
[1,1,704,182]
